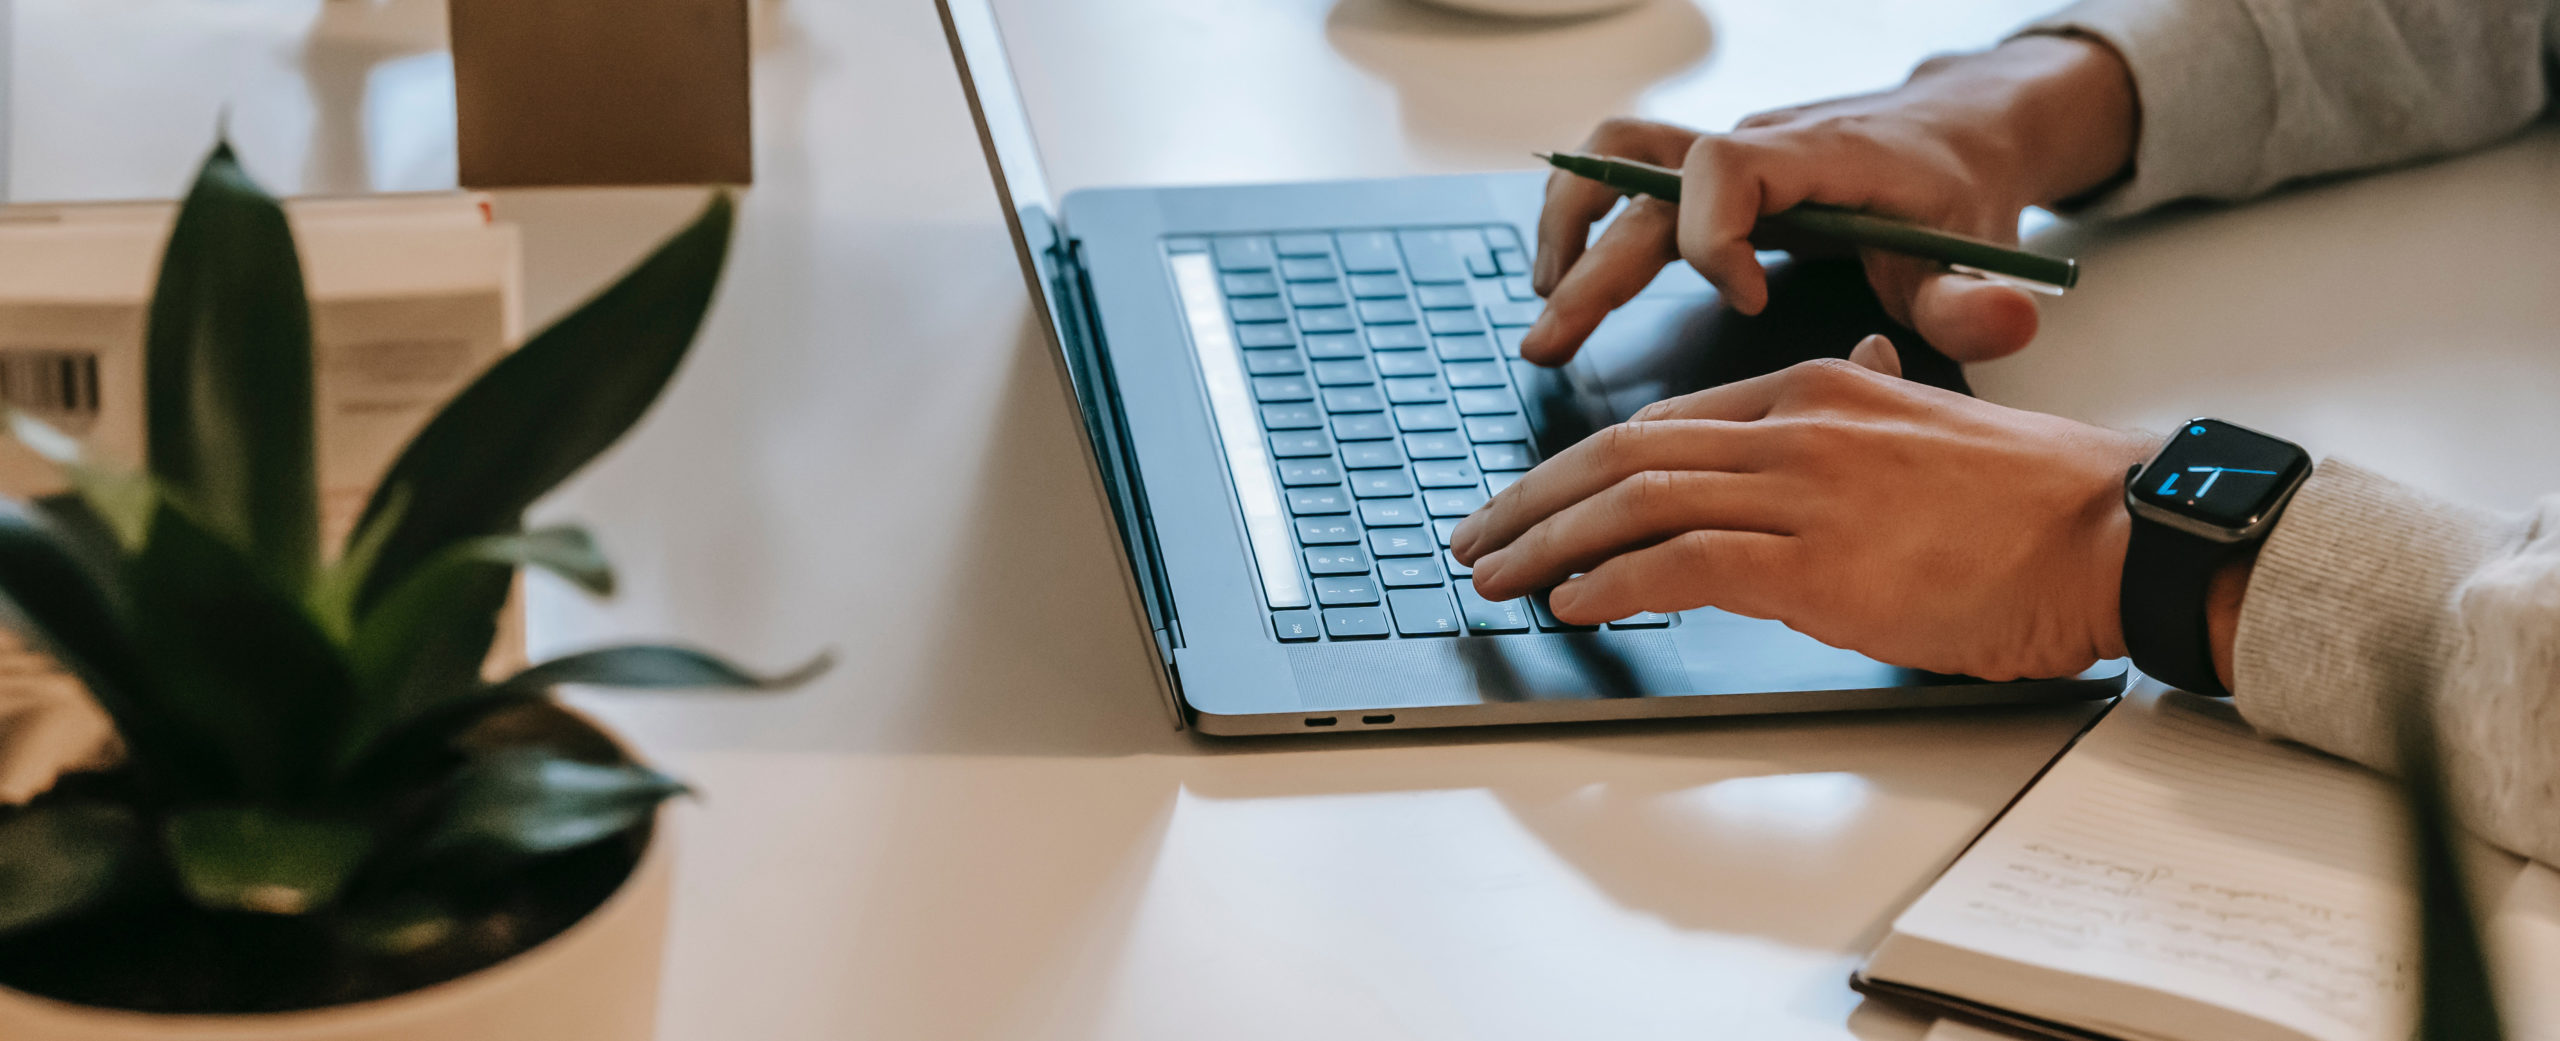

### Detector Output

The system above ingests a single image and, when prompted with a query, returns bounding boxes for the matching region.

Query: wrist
[1921,34,2137,209]
[2077,429,2160,664]
[2206,553,2254,692]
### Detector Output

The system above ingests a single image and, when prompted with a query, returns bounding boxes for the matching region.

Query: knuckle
[1591,116,1651,147]
[1732,105,1800,132]
[1622,469,1681,517]
[1788,357,1875,399]
[1911,50,1964,78]
[1686,134,1743,174]
[1591,422,1645,467]
[1668,529,1724,569]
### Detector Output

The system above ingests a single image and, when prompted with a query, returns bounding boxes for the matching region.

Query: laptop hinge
[1055,235,1181,664]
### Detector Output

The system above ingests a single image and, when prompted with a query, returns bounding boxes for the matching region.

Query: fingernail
[1449,518,1481,561]
[1547,579,1584,618]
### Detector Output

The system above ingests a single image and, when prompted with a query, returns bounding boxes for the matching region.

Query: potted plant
[0,142,819,1040]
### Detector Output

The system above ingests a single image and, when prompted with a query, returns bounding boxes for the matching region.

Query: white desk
[10,1,2560,1038]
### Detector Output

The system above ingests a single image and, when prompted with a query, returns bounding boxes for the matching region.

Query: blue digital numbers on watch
[2130,420,2312,532]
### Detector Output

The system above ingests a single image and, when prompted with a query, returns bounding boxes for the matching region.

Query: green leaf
[2402,697,2509,1040]
[335,525,614,764]
[340,523,602,712]
[0,501,136,689]
[0,802,140,935]
[163,806,373,915]
[428,749,682,860]
[0,501,223,796]
[459,526,614,597]
[127,501,356,799]
[143,142,319,594]
[350,194,733,612]
[340,558,510,767]
[498,643,831,693]
[307,484,411,645]
[9,409,156,550]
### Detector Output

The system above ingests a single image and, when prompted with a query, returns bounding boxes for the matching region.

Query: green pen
[1537,151,2078,292]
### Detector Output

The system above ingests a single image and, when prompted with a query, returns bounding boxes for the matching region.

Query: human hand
[1449,336,2157,682]
[1526,34,2135,367]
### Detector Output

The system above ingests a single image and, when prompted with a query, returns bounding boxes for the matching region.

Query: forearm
[2024,0,2554,217]
[2211,461,2560,865]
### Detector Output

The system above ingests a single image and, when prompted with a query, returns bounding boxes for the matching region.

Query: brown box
[450,0,753,187]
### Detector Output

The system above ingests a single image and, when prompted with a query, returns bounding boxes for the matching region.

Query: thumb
[1847,333,1903,379]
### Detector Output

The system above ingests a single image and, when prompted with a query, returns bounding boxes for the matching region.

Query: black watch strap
[2119,514,2237,697]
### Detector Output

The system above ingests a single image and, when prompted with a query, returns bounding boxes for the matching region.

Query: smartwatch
[2120,419,2313,696]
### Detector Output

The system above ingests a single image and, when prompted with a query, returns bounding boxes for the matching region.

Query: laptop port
[1361,714,1395,725]
[1303,716,1337,727]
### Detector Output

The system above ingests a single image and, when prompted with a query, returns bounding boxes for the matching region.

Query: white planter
[0,813,672,1041]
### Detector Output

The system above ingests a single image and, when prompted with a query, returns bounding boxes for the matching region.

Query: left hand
[1448,337,2157,681]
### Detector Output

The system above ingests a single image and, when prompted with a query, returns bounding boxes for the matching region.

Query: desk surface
[11,1,2560,1038]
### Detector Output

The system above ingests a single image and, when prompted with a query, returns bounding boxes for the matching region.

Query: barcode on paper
[0,349,102,419]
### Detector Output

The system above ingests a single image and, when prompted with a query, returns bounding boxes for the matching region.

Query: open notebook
[1856,688,2536,1041]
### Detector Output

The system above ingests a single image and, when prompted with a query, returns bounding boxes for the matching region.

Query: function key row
[1272,592,1672,642]
[1208,226,1524,279]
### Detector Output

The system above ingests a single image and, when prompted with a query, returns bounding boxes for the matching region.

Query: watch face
[2133,420,2313,530]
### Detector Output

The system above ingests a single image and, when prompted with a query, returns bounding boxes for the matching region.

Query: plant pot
[0,810,673,1041]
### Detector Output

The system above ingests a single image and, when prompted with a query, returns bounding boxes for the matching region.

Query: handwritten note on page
[1884,690,2440,1041]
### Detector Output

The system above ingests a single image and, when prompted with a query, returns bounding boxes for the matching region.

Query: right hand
[1525,35,2136,367]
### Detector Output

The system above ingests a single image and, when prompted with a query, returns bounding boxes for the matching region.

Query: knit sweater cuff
[2231,459,2509,771]
[2018,0,2275,218]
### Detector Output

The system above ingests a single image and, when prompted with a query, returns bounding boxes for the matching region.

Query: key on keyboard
[1174,224,1676,643]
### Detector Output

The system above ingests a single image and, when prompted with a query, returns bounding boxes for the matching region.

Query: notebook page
[1890,690,2416,1041]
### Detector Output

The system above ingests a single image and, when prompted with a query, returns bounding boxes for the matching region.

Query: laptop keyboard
[1161,225,1674,643]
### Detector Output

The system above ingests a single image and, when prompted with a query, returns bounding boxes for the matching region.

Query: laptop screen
[932,0,1071,354]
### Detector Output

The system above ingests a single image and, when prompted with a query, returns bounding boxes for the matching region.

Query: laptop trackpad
[1513,256,1969,458]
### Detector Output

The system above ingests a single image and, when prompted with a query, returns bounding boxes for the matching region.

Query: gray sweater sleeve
[2025,0,2554,216]
[2015,0,2560,862]
[2233,461,2560,865]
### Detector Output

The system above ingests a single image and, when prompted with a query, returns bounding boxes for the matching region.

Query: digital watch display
[2128,419,2315,539]
[2120,419,2314,695]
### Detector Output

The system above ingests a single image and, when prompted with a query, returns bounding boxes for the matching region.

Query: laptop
[933,0,2125,736]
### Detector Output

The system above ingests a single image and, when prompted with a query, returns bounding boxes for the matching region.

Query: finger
[1450,419,1767,564]
[1859,249,1934,328]
[1847,333,1902,378]
[1468,469,1791,602]
[1910,273,2040,362]
[1519,197,1679,366]
[1544,529,1803,625]
[1536,120,1694,293]
[1860,248,2041,363]
[1621,364,1803,424]
[1677,136,1812,317]
[1536,172,1631,298]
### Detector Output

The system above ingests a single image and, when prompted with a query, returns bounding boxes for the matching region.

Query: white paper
[1892,691,2424,1041]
